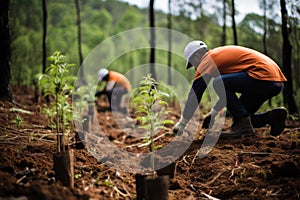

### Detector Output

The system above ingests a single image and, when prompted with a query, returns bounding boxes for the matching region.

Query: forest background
[7,0,300,114]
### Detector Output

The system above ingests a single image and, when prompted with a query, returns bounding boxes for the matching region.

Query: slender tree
[149,0,156,79]
[74,0,84,81]
[42,0,47,74]
[259,0,271,106]
[290,2,300,87]
[280,0,298,115]
[74,0,83,66]
[231,0,238,45]
[167,0,172,85]
[0,0,12,101]
[221,0,227,45]
[262,0,269,56]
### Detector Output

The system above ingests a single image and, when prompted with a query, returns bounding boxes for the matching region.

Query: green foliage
[9,0,300,111]
[9,107,32,114]
[38,51,76,98]
[74,173,82,180]
[114,8,144,32]
[133,75,174,132]
[9,107,31,128]
[132,74,174,171]
[103,178,113,187]
[11,114,24,128]
[37,51,77,152]
[72,84,97,125]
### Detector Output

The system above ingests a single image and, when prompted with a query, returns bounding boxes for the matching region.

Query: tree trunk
[74,0,84,80]
[167,0,172,85]
[290,3,300,88]
[42,0,47,74]
[0,0,12,101]
[231,0,238,45]
[280,0,299,115]
[149,0,156,79]
[262,0,273,107]
[262,0,268,56]
[221,0,227,46]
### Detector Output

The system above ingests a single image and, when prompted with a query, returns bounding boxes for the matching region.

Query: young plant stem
[150,123,154,171]
[61,107,65,152]
[55,94,60,152]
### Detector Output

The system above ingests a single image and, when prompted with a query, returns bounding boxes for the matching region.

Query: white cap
[98,68,109,81]
[184,41,207,69]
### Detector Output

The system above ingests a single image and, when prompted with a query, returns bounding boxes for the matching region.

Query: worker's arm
[173,74,211,134]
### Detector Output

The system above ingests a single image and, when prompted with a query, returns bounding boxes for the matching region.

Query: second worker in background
[95,68,131,114]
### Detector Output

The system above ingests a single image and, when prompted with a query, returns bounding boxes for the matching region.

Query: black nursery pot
[53,149,74,188]
[157,162,176,179]
[136,173,169,200]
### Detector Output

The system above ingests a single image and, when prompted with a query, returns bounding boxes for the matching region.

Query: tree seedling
[37,51,76,152]
[37,51,76,188]
[132,74,174,172]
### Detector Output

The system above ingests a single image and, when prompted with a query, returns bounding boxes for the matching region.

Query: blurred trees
[6,0,300,112]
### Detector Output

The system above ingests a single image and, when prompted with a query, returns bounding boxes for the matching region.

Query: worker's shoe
[220,116,255,139]
[268,107,288,136]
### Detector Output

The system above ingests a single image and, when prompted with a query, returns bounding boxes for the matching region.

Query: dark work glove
[202,114,212,129]
[202,109,218,129]
[95,91,105,97]
[173,118,189,135]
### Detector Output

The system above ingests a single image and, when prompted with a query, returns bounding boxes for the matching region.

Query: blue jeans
[213,72,283,118]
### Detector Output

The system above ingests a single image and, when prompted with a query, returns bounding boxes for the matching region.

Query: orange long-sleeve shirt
[195,45,287,82]
[106,71,131,92]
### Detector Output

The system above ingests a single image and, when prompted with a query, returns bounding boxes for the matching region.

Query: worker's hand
[173,118,189,135]
[202,109,218,129]
[95,90,105,97]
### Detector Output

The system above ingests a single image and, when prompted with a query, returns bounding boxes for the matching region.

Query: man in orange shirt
[173,41,288,139]
[95,68,131,113]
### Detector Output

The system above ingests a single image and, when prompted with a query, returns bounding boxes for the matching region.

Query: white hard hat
[184,41,207,69]
[98,68,109,81]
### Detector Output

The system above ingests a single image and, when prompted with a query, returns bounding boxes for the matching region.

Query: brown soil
[0,86,299,200]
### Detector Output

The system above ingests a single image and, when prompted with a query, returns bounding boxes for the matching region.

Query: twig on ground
[204,169,227,186]
[189,184,220,200]
[16,175,27,184]
[228,166,242,180]
[113,185,130,198]
[266,188,282,196]
[200,191,221,200]
[188,145,214,171]
[182,155,189,165]
[187,148,201,171]
[122,183,131,197]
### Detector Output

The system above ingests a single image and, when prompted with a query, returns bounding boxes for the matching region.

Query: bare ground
[0,86,299,200]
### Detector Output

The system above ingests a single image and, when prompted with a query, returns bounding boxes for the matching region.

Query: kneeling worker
[95,68,131,113]
[173,41,288,139]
